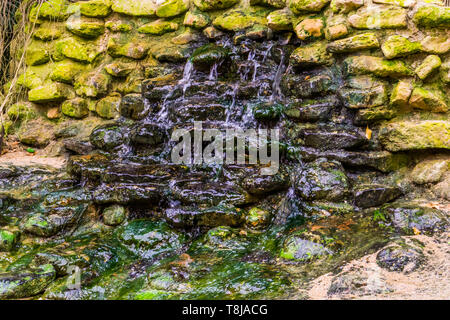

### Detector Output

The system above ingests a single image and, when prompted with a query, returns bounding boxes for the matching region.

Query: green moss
[66,15,105,38]
[289,0,330,15]
[25,42,49,66]
[30,0,69,22]
[61,98,89,118]
[107,36,149,59]
[414,5,450,28]
[193,0,239,11]
[105,20,133,32]
[415,55,441,80]
[7,103,37,122]
[138,20,179,35]
[17,69,43,89]
[74,71,111,98]
[33,25,63,41]
[112,0,156,16]
[343,55,413,78]
[156,0,189,18]
[213,7,269,32]
[0,230,18,252]
[409,87,447,113]
[381,35,422,59]
[95,94,121,119]
[28,82,74,103]
[183,10,211,29]
[56,37,103,63]
[327,33,380,53]
[50,60,87,84]
[267,9,293,31]
[79,0,112,17]
[290,41,333,67]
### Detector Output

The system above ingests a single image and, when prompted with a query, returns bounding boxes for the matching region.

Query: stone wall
[2,0,449,154]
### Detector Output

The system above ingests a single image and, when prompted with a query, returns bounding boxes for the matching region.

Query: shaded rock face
[0,0,449,300]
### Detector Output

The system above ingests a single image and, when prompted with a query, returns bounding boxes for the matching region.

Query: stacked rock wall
[1,0,449,154]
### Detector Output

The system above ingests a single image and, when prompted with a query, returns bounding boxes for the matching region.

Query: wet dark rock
[376,245,425,273]
[190,44,229,70]
[253,102,283,121]
[130,123,166,146]
[67,154,110,180]
[295,158,349,201]
[300,127,368,150]
[32,252,89,277]
[194,226,252,252]
[90,124,127,151]
[298,148,409,173]
[354,184,402,208]
[284,96,338,122]
[171,99,227,122]
[0,264,56,299]
[240,168,290,195]
[0,229,19,251]
[116,219,185,259]
[170,179,255,207]
[92,183,161,205]
[63,138,94,155]
[281,73,335,98]
[101,164,184,184]
[120,94,150,120]
[382,202,448,235]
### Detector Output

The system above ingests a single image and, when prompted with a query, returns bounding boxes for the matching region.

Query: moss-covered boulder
[107,37,149,59]
[66,15,105,38]
[295,158,349,201]
[30,0,69,22]
[0,264,56,299]
[56,37,103,63]
[61,97,90,118]
[381,35,422,59]
[194,0,239,11]
[409,87,447,113]
[280,234,332,261]
[441,59,450,84]
[50,60,87,84]
[25,42,50,66]
[349,6,407,29]
[414,5,450,28]
[267,9,293,31]
[183,10,211,29]
[290,41,333,67]
[18,120,55,147]
[138,20,179,35]
[78,0,112,17]
[213,7,269,32]
[156,0,189,18]
[390,79,413,108]
[33,25,64,41]
[112,0,156,16]
[28,82,74,103]
[105,19,133,32]
[190,44,229,69]
[7,102,37,122]
[104,62,134,77]
[295,18,324,41]
[103,205,127,226]
[415,55,441,80]
[330,0,363,13]
[0,229,18,252]
[379,120,450,151]
[96,94,121,118]
[289,0,330,14]
[327,33,379,53]
[75,71,111,97]
[17,70,43,89]
[343,55,412,78]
